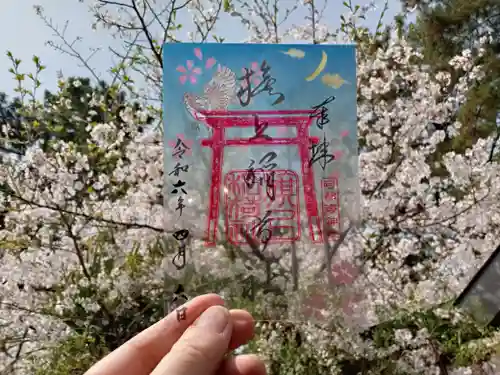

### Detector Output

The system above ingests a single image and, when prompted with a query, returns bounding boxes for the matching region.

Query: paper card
[163,43,359,321]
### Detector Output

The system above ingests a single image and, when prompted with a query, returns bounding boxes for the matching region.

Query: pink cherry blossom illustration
[331,260,360,285]
[167,134,194,160]
[240,62,263,89]
[333,150,344,160]
[194,48,217,69]
[194,47,203,60]
[340,130,349,137]
[176,60,201,85]
[205,57,216,69]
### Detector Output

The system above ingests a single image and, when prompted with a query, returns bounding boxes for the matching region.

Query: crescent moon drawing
[305,51,327,82]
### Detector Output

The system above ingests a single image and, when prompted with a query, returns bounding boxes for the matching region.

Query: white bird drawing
[183,66,238,121]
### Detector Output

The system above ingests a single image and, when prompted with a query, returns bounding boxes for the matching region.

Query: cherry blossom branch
[35,8,101,82]
[129,0,163,68]
[7,329,28,368]
[191,0,223,42]
[58,212,113,320]
[417,189,490,229]
[152,0,192,54]
[6,191,164,233]
[230,0,299,43]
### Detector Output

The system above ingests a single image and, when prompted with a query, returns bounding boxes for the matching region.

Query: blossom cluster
[1,10,500,375]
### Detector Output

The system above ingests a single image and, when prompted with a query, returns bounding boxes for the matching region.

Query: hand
[85,294,266,375]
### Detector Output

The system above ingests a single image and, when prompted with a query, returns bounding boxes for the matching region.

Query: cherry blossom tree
[1,1,500,374]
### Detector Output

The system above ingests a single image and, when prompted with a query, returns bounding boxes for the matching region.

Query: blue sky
[1,0,408,98]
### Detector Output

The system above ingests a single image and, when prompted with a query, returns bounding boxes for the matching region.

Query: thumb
[151,305,232,375]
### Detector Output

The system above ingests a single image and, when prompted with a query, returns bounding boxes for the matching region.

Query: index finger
[85,293,224,375]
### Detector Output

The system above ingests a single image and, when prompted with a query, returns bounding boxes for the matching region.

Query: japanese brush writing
[321,177,341,238]
[244,150,277,201]
[237,60,285,106]
[168,135,192,311]
[310,96,335,130]
[172,229,189,270]
[309,96,337,170]
[251,209,273,251]
[309,134,336,171]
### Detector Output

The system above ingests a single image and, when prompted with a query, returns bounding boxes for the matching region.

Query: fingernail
[196,306,229,333]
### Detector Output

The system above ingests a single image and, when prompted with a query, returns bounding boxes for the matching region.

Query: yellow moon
[305,51,327,81]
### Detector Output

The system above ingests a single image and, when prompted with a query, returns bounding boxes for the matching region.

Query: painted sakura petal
[189,75,197,84]
[333,150,344,159]
[251,62,259,71]
[253,78,261,86]
[240,80,248,89]
[176,134,184,139]
[340,130,349,137]
[205,57,216,69]
[330,171,340,179]
[177,65,187,73]
[186,60,194,70]
[179,75,188,84]
[194,47,202,60]
[192,67,202,75]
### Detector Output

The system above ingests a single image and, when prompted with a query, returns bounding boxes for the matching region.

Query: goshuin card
[163,43,360,322]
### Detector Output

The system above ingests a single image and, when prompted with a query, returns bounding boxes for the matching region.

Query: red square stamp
[224,169,301,245]
[321,176,341,237]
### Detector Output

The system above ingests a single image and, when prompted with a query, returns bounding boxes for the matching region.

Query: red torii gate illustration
[195,109,324,246]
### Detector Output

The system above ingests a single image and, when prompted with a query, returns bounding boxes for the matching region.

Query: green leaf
[223,0,231,12]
